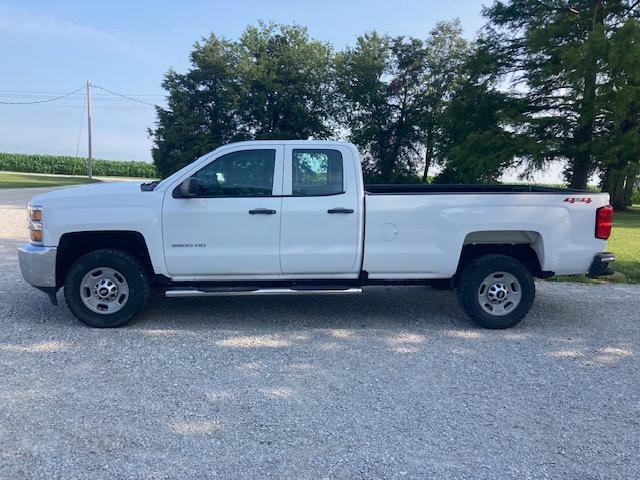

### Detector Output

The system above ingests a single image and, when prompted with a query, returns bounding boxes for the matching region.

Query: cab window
[292,149,343,196]
[194,149,276,197]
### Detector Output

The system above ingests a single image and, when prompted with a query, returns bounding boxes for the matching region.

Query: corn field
[0,153,158,178]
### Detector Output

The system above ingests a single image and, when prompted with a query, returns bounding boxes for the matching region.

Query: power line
[0,86,166,107]
[0,89,164,98]
[92,85,160,107]
[0,86,85,105]
[0,81,161,178]
[0,94,163,101]
[0,105,151,110]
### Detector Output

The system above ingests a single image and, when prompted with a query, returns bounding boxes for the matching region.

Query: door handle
[249,208,277,215]
[327,208,354,214]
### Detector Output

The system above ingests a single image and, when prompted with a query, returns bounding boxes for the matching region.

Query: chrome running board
[165,287,363,298]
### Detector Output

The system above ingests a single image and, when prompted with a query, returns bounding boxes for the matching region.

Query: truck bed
[364,184,588,195]
[362,188,609,279]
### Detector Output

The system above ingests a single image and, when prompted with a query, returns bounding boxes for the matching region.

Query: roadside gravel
[1,187,639,479]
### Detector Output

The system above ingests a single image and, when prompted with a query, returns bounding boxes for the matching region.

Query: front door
[162,146,283,277]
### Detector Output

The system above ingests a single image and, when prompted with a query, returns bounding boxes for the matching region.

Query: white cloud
[0,9,140,55]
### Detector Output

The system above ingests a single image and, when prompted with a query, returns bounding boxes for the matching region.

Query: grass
[552,205,640,284]
[0,172,98,189]
[607,205,640,283]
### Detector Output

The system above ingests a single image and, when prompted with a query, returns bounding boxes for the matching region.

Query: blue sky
[0,0,487,162]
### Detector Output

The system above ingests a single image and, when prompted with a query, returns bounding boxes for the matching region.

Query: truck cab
[162,141,364,279]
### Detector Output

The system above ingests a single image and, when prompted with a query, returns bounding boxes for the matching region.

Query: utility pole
[86,80,93,179]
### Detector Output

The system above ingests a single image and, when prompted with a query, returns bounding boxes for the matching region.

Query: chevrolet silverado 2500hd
[18,140,615,328]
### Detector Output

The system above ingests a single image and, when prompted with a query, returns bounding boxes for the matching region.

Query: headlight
[27,205,43,245]
[29,206,42,222]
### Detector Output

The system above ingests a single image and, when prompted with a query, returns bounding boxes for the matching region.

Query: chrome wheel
[477,271,522,317]
[80,267,130,314]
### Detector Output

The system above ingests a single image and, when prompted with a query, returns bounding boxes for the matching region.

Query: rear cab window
[292,149,343,196]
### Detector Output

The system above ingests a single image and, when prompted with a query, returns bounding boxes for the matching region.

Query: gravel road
[1,187,639,479]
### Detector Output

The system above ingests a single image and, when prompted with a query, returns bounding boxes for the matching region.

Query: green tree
[419,21,469,181]
[597,17,640,210]
[484,0,640,190]
[435,42,525,183]
[235,23,335,140]
[151,36,243,178]
[151,23,335,177]
[335,32,427,182]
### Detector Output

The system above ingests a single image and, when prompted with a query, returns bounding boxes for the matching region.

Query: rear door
[280,145,361,276]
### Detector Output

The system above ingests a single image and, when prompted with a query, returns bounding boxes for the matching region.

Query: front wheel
[456,254,535,329]
[64,249,150,328]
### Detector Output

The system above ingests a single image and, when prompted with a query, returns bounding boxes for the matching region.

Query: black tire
[64,249,150,328]
[456,254,535,329]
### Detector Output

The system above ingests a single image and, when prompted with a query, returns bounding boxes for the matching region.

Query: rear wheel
[64,249,150,328]
[456,254,535,329]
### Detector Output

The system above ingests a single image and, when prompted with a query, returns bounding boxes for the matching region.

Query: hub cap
[80,267,129,314]
[477,271,522,317]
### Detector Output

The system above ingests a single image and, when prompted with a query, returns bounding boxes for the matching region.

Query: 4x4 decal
[564,197,592,204]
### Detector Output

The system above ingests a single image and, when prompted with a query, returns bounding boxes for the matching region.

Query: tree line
[151,0,640,210]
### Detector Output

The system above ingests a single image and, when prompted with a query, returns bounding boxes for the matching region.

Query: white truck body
[18,140,615,328]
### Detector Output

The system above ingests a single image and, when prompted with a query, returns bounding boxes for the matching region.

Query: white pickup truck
[18,140,615,329]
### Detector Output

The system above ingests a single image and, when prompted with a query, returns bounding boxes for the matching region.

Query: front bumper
[587,252,616,278]
[17,243,57,288]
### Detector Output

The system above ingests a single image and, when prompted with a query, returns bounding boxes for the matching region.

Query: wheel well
[456,243,544,278]
[56,231,153,287]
